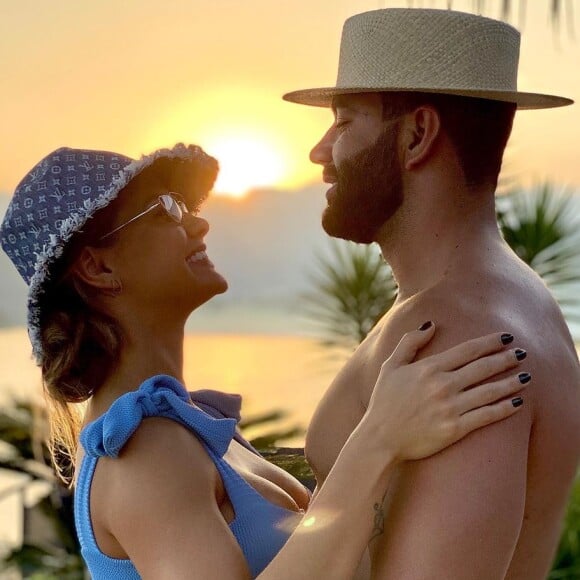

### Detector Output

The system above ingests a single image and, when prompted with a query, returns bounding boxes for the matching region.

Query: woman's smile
[186,246,215,270]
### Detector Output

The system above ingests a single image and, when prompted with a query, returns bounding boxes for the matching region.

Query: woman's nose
[183,213,209,238]
[310,126,335,165]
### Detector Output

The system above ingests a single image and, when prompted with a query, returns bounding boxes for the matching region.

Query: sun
[205,136,286,198]
[144,86,325,195]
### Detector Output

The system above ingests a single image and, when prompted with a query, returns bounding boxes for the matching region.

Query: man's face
[310,93,404,244]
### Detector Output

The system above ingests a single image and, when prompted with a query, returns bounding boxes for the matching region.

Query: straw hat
[283,8,573,110]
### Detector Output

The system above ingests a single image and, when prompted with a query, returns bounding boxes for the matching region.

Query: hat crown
[0,148,133,285]
[337,9,520,92]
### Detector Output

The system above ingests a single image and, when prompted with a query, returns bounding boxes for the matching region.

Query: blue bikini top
[74,375,299,579]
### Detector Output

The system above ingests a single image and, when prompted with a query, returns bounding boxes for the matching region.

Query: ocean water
[0,327,347,549]
[0,327,346,431]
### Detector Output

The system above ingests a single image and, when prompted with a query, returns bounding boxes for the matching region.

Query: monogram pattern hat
[283,8,573,109]
[0,143,218,363]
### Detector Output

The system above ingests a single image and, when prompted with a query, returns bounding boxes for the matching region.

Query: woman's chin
[212,273,229,295]
[187,277,229,312]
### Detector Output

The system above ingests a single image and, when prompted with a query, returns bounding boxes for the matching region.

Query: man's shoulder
[371,287,503,357]
[374,264,569,356]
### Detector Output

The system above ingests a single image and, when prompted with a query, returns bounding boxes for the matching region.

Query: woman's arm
[258,425,397,580]
[102,417,253,579]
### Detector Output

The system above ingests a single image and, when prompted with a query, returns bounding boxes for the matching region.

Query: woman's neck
[87,321,186,420]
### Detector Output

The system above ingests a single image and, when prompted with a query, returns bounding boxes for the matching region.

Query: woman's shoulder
[80,374,238,461]
[109,415,218,482]
[89,414,223,563]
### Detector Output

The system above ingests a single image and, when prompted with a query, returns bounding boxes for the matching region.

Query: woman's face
[95,171,228,322]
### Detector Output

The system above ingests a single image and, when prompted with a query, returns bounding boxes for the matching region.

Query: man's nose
[309,126,335,165]
[183,213,210,238]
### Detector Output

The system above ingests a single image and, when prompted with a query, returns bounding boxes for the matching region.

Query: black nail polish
[501,333,514,345]
[518,372,532,384]
[419,321,433,331]
[512,397,524,408]
[515,349,527,361]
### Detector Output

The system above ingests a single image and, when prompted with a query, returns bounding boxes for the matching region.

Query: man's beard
[322,127,403,244]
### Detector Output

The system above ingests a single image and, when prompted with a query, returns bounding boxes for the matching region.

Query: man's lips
[325,184,338,202]
[323,171,338,184]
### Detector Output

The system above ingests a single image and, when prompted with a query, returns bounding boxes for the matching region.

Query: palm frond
[302,240,397,350]
[497,184,580,324]
[394,0,570,26]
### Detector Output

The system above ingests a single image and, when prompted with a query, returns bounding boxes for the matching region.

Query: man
[284,8,580,579]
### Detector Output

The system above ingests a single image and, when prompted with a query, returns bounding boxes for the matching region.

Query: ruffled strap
[80,375,237,459]
[191,389,261,456]
[190,389,242,422]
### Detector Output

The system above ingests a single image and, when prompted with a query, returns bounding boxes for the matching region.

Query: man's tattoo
[370,498,386,541]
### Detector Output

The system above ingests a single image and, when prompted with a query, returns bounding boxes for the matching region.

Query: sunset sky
[1,0,579,197]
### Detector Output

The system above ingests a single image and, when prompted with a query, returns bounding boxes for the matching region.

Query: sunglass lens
[160,195,183,222]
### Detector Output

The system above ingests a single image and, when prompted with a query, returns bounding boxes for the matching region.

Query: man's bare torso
[306,243,580,579]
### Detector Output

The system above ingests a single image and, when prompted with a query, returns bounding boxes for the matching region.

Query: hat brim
[283,86,574,110]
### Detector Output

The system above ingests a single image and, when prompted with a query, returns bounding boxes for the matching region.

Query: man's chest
[305,339,386,483]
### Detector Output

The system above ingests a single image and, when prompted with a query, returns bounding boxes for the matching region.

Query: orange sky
[0,0,578,196]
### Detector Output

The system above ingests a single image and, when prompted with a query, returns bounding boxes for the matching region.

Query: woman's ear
[401,106,441,171]
[72,247,117,292]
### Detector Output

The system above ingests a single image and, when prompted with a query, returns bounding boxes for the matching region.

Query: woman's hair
[38,200,123,486]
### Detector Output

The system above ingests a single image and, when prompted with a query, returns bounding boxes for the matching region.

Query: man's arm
[369,314,531,580]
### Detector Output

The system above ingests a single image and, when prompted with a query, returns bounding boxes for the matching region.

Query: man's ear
[72,247,117,292]
[401,106,441,170]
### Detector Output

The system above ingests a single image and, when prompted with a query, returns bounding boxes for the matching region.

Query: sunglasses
[99,194,190,241]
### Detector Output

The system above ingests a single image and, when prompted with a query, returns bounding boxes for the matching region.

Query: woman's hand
[363,322,529,461]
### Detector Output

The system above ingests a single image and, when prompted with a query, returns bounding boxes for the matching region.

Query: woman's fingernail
[515,349,527,361]
[512,397,524,408]
[501,333,514,345]
[419,321,433,331]
[518,372,532,384]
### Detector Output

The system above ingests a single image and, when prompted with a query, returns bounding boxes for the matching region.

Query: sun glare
[143,86,327,197]
[206,136,285,198]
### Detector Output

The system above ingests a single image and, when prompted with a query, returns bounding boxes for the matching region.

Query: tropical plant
[497,184,580,323]
[394,0,573,27]
[240,410,304,450]
[549,476,580,579]
[240,410,314,489]
[302,240,397,351]
[0,400,84,579]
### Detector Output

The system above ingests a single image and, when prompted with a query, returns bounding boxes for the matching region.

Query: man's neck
[378,183,502,301]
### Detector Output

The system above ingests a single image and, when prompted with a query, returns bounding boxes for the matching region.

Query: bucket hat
[0,143,218,363]
[283,8,573,109]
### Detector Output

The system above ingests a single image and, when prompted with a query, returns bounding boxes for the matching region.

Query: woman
[0,143,529,579]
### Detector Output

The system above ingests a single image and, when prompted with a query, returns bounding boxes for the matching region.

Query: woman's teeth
[187,251,207,265]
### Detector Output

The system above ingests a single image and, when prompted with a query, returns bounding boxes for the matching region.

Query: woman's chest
[218,441,310,522]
